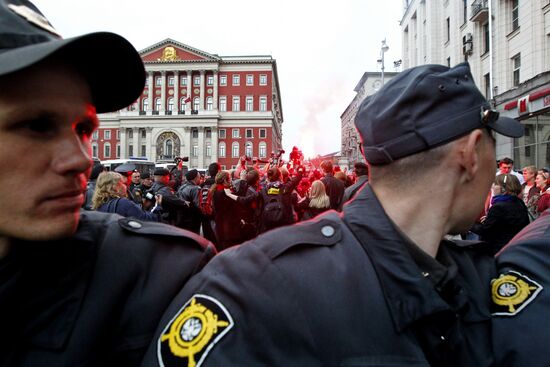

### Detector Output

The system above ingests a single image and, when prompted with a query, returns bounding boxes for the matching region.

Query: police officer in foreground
[143,63,523,366]
[0,1,216,365]
[490,208,550,366]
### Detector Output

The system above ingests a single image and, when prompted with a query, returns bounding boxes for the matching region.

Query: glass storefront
[513,111,550,169]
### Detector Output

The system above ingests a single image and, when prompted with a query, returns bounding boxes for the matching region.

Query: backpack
[198,185,214,217]
[261,183,286,229]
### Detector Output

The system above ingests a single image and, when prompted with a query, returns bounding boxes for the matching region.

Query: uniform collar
[342,184,490,332]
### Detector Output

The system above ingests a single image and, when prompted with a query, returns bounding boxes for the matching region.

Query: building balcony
[470,0,488,23]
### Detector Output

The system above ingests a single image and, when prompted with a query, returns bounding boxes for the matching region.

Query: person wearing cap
[143,62,523,366]
[341,161,369,206]
[176,169,202,234]
[151,167,192,228]
[0,1,216,365]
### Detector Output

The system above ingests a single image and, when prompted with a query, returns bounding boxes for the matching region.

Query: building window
[193,97,200,111]
[483,22,490,54]
[206,144,212,157]
[141,145,146,157]
[462,0,468,24]
[165,139,173,158]
[512,53,521,87]
[484,73,491,99]
[141,129,146,139]
[92,130,98,140]
[142,99,149,111]
[219,142,226,157]
[206,96,213,111]
[446,17,450,43]
[245,142,253,157]
[155,76,162,86]
[181,77,187,86]
[259,129,267,138]
[232,129,240,138]
[194,76,200,86]
[219,96,227,112]
[206,129,212,138]
[232,142,240,158]
[246,74,254,86]
[219,129,226,139]
[525,146,531,157]
[155,98,161,111]
[232,74,240,86]
[167,97,174,111]
[116,143,120,158]
[128,129,133,139]
[232,96,240,111]
[259,74,267,85]
[246,96,253,111]
[116,130,120,139]
[192,129,198,139]
[104,143,111,158]
[180,97,187,111]
[168,76,174,86]
[92,143,98,158]
[193,145,198,157]
[246,129,253,138]
[128,145,133,157]
[207,75,214,86]
[259,96,267,112]
[220,74,227,86]
[512,0,519,31]
[259,142,267,158]
[104,130,111,140]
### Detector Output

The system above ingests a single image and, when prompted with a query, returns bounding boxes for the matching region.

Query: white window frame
[259,128,267,138]
[116,143,120,158]
[92,143,98,158]
[193,97,200,111]
[167,97,174,111]
[206,144,212,157]
[512,53,521,87]
[193,145,199,157]
[219,142,226,157]
[232,129,240,138]
[206,96,213,111]
[259,74,268,85]
[92,131,99,140]
[116,130,120,140]
[104,142,111,158]
[168,76,174,86]
[180,97,187,111]
[259,142,267,158]
[142,99,149,111]
[259,96,267,112]
[232,96,240,111]
[219,96,227,112]
[246,96,253,112]
[511,0,519,31]
[219,129,226,139]
[104,130,111,140]
[207,75,214,86]
[246,128,253,138]
[181,77,187,86]
[245,141,253,157]
[155,76,162,86]
[194,76,201,86]
[232,74,240,86]
[246,74,254,86]
[220,74,227,86]
[232,142,240,158]
[141,144,146,157]
[155,98,161,111]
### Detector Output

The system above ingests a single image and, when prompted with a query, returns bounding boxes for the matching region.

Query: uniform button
[127,220,142,229]
[321,225,335,237]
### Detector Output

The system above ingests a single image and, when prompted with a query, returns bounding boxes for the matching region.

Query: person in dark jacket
[176,169,202,234]
[144,62,524,367]
[211,171,245,250]
[151,168,192,228]
[341,161,369,208]
[82,160,104,210]
[320,160,345,210]
[92,171,163,222]
[471,173,530,254]
[0,3,216,365]
[297,179,331,220]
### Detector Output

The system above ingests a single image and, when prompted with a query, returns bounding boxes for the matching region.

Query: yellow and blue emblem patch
[158,294,234,367]
[491,270,543,316]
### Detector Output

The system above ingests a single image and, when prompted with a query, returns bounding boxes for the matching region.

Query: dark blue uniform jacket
[144,185,495,367]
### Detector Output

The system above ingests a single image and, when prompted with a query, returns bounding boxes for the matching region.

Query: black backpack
[261,182,286,230]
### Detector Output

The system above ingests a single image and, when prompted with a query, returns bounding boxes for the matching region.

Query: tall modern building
[400,0,550,167]
[93,39,284,170]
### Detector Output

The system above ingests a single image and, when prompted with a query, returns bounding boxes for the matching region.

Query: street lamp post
[379,39,389,86]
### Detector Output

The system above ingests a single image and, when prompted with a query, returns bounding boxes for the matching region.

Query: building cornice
[139,38,221,61]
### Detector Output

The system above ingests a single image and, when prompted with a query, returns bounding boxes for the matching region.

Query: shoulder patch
[491,270,543,316]
[158,294,233,367]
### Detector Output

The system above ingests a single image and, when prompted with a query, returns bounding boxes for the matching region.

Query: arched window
[259,142,267,158]
[232,142,240,158]
[193,97,200,111]
[155,98,161,111]
[180,97,187,111]
[219,142,226,158]
[245,142,253,157]
[142,98,149,111]
[206,96,213,111]
[167,97,174,112]
[165,139,173,158]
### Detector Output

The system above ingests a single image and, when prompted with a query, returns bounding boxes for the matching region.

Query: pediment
[140,39,220,63]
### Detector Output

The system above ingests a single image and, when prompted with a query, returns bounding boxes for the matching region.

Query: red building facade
[95,39,284,170]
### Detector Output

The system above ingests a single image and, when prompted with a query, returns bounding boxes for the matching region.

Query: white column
[150,128,157,162]
[199,70,205,111]
[147,72,154,112]
[186,70,193,111]
[211,127,218,162]
[198,127,205,168]
[183,127,191,159]
[173,71,179,114]
[120,128,127,159]
[160,71,166,112]
[132,128,139,158]
[213,71,219,110]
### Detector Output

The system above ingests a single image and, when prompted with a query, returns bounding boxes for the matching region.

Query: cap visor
[488,116,524,138]
[0,32,144,113]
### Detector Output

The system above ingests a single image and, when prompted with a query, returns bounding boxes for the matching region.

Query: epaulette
[256,211,343,259]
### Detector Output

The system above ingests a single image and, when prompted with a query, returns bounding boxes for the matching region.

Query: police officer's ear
[457,129,485,183]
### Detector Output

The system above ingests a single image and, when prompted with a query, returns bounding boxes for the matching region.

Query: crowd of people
[3,1,550,366]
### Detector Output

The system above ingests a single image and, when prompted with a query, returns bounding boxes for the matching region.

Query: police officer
[143,63,524,366]
[490,209,550,366]
[0,1,216,365]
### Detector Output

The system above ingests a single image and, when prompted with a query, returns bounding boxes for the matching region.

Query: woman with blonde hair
[92,171,163,221]
[298,180,331,221]
[471,173,529,254]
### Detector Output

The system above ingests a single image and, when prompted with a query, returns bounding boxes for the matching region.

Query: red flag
[184,96,191,103]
